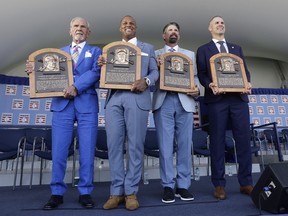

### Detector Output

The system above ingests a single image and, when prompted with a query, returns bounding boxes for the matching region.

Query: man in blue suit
[196,16,253,200]
[27,17,102,210]
[152,22,199,203]
[99,15,159,211]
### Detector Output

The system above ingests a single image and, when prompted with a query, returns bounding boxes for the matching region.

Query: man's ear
[162,34,166,42]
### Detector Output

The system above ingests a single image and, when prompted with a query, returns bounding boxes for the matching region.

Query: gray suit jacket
[152,47,200,112]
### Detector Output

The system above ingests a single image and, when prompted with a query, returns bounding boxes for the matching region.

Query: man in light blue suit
[99,15,159,211]
[152,22,200,203]
[26,17,102,210]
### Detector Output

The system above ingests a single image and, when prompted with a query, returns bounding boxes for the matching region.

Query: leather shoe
[79,194,94,208]
[125,194,139,210]
[240,185,253,195]
[43,195,63,210]
[103,195,125,209]
[214,186,226,200]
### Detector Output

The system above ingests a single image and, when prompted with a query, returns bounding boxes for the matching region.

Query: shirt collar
[71,41,86,50]
[212,38,226,44]
[122,37,137,46]
[165,45,179,52]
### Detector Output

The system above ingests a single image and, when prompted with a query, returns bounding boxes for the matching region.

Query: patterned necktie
[72,45,79,65]
[168,47,175,52]
[217,41,227,53]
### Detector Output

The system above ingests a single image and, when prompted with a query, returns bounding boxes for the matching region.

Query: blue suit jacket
[51,43,102,113]
[196,40,251,104]
[105,40,159,110]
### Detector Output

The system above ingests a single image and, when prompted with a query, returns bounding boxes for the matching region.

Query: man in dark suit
[98,15,159,211]
[196,15,253,200]
[26,17,102,210]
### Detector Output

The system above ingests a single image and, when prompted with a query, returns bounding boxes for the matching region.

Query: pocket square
[141,52,148,56]
[85,51,92,57]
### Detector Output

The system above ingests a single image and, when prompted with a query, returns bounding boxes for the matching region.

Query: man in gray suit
[98,15,159,211]
[152,22,200,203]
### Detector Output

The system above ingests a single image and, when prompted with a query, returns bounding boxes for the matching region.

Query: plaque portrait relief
[41,54,60,73]
[100,41,141,89]
[220,57,236,73]
[170,56,184,72]
[28,48,73,98]
[160,52,195,93]
[210,53,249,93]
[113,48,129,66]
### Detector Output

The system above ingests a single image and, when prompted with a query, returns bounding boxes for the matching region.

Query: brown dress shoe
[103,195,125,210]
[214,186,226,200]
[240,185,253,195]
[125,194,139,210]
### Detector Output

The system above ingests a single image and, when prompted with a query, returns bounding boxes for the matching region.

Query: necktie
[217,41,227,53]
[72,45,79,65]
[168,47,175,52]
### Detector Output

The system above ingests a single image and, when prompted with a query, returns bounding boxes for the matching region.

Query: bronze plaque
[210,53,249,92]
[100,41,141,89]
[160,52,195,93]
[28,48,73,98]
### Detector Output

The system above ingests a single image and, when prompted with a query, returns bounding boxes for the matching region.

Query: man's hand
[25,60,34,75]
[209,82,224,95]
[131,79,148,93]
[242,82,252,95]
[156,54,164,67]
[97,55,106,67]
[187,85,200,97]
[63,85,78,99]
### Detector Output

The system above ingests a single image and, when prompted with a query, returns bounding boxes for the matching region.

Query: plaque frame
[160,52,196,93]
[210,53,249,93]
[28,48,73,98]
[100,41,141,89]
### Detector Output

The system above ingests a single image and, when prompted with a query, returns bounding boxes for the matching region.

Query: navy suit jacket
[51,43,102,113]
[196,40,251,104]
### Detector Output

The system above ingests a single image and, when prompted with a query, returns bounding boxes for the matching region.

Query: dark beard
[169,37,177,44]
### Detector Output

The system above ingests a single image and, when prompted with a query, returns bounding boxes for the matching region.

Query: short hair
[70,17,90,29]
[162,22,180,33]
[209,15,223,25]
[119,15,136,25]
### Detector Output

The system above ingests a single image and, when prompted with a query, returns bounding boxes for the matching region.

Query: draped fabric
[251,88,288,95]
[0,74,29,85]
[1,74,288,94]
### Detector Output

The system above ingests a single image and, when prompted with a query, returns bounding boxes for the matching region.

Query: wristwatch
[144,77,151,86]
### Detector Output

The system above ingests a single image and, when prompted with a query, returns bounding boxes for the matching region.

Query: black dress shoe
[43,195,63,210]
[79,194,95,208]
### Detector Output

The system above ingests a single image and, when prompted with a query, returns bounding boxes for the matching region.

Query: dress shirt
[212,39,229,53]
[165,45,179,53]
[71,41,86,56]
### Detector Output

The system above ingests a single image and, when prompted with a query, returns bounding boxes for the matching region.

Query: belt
[166,91,177,94]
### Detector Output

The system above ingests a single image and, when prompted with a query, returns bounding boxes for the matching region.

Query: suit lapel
[75,44,90,67]
[208,41,219,55]
[75,45,85,67]
[227,43,237,55]
[62,45,71,55]
[137,40,144,50]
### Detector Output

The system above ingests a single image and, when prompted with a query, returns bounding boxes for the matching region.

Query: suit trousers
[105,91,149,195]
[154,93,193,189]
[50,100,98,195]
[208,94,252,187]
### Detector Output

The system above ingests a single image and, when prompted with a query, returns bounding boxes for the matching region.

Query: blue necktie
[168,47,175,52]
[217,41,227,53]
